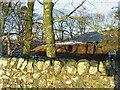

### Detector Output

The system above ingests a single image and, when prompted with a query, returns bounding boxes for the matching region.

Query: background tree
[53,9,68,41]
[0,2,19,56]
[0,0,86,58]
[97,11,118,53]
[53,3,88,41]
[23,0,35,57]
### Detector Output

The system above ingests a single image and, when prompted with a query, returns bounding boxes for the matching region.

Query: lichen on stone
[0,57,116,88]
[78,61,90,75]
[89,66,98,74]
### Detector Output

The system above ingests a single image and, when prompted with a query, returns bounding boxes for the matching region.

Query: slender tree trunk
[23,0,34,57]
[0,3,2,57]
[6,36,11,56]
[69,27,73,38]
[0,18,11,56]
[61,29,64,41]
[0,2,18,57]
[0,13,7,57]
[0,31,2,57]
[0,2,10,57]
[41,28,44,43]
[43,0,56,58]
[0,30,2,57]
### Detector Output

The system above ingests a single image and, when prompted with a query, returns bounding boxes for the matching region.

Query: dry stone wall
[0,57,116,88]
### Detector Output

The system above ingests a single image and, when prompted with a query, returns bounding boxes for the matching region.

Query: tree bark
[6,36,11,56]
[0,17,6,57]
[23,0,34,57]
[43,0,56,58]
[0,2,11,57]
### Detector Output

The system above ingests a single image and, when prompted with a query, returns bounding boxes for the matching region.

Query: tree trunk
[23,0,34,57]
[0,2,14,57]
[0,13,8,57]
[43,0,56,58]
[0,30,2,57]
[0,33,2,57]
[6,36,11,56]
[61,30,64,41]
[0,17,6,57]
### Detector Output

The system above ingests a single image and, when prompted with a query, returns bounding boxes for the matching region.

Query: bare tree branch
[36,0,86,29]
[37,0,43,5]
[68,0,86,16]
[1,1,19,30]
[53,9,66,16]
[33,21,43,24]
[53,0,86,23]
[53,0,59,6]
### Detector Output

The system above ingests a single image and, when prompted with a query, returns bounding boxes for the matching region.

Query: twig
[53,0,86,22]
[53,0,59,6]
[37,0,43,5]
